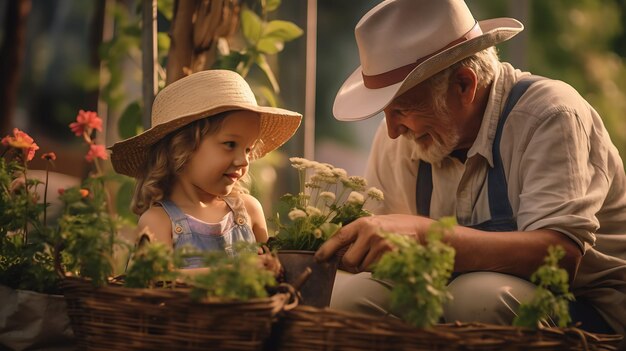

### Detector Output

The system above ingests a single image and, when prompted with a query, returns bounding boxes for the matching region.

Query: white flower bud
[320,191,336,203]
[366,187,384,201]
[313,228,323,238]
[288,208,307,220]
[332,168,347,179]
[306,206,322,216]
[347,191,365,204]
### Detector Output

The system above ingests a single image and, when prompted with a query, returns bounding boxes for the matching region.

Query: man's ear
[452,67,478,105]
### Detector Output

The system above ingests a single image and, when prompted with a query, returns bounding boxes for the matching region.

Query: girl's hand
[258,245,283,279]
[315,214,434,273]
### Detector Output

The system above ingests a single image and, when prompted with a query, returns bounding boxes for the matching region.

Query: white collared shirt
[365,62,626,334]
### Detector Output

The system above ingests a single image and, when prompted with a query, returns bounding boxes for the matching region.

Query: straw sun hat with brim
[109,69,302,178]
[333,0,524,121]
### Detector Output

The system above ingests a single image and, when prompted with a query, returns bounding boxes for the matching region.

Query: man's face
[383,84,460,164]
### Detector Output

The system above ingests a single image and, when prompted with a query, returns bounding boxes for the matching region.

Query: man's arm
[315,214,582,281]
[447,224,581,280]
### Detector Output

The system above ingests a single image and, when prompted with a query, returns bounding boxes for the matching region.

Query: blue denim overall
[158,196,256,268]
[415,76,614,334]
[414,78,543,231]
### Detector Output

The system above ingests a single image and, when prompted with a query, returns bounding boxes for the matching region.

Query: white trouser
[330,270,553,326]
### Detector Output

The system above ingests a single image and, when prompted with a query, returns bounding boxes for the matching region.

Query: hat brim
[333,17,524,121]
[109,104,301,178]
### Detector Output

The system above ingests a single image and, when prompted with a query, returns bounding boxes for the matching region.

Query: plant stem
[43,163,49,228]
[97,160,116,222]
[22,166,28,245]
[239,54,256,78]
[92,146,116,221]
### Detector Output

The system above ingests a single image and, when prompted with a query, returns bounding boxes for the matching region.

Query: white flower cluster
[269,157,386,251]
[287,157,383,224]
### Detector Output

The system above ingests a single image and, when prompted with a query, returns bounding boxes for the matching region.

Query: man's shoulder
[512,77,589,119]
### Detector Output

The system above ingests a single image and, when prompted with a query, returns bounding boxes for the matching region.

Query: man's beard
[402,117,459,165]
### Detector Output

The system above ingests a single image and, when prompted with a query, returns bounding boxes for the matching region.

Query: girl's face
[179,110,260,199]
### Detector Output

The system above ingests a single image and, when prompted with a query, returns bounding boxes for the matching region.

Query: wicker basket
[271,305,623,351]
[61,277,295,351]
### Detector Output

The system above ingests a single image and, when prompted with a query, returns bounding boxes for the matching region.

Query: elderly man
[316,0,626,336]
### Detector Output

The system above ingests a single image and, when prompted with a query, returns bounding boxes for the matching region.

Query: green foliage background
[4,0,626,222]
[312,1,626,168]
[471,0,626,161]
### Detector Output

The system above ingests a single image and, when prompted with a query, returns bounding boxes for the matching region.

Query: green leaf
[118,101,143,139]
[189,243,276,300]
[69,65,101,91]
[98,41,114,60]
[265,0,281,12]
[122,25,142,38]
[256,20,304,54]
[157,32,171,54]
[319,222,341,240]
[157,0,174,20]
[255,54,280,93]
[254,85,278,107]
[512,245,573,329]
[371,219,456,328]
[125,242,178,288]
[213,51,249,71]
[257,36,284,55]
[115,178,136,221]
[240,7,263,45]
[262,20,303,42]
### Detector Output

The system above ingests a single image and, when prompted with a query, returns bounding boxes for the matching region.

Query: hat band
[361,22,483,89]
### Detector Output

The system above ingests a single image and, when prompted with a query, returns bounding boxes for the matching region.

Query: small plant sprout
[513,245,574,329]
[372,217,456,328]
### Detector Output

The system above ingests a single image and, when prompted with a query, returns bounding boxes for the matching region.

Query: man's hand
[314,214,434,273]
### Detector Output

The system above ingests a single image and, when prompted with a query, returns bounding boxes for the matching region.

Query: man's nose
[384,114,408,139]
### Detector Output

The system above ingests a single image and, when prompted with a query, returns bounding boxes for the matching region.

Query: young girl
[109,70,301,269]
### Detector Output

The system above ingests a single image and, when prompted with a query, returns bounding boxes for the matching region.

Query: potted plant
[60,225,292,351]
[274,219,623,350]
[267,157,383,307]
[0,110,120,350]
[371,217,457,328]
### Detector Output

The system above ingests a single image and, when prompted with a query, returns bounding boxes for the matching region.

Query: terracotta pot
[277,250,338,308]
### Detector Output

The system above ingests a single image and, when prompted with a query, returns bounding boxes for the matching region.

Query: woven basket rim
[280,305,624,350]
[60,276,291,307]
[61,276,297,350]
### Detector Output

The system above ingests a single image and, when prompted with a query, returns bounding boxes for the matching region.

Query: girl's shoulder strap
[156,200,186,221]
[222,195,251,227]
[155,200,191,238]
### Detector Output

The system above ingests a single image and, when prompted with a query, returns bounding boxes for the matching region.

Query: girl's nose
[233,151,250,167]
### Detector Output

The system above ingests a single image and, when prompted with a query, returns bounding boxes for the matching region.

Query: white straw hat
[333,0,523,121]
[110,70,302,178]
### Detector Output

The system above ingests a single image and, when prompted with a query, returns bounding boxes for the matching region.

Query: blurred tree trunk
[89,0,107,125]
[166,0,240,85]
[0,0,31,135]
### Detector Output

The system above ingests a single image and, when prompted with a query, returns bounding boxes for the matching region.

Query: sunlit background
[1,0,625,223]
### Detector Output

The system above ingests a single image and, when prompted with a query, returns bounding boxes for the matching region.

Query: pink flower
[1,128,39,161]
[58,188,65,195]
[70,110,103,136]
[85,144,108,162]
[41,152,57,161]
